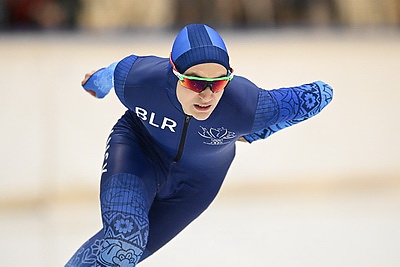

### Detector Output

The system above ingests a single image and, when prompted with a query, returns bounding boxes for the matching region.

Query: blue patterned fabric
[243,81,333,143]
[66,174,151,267]
[82,63,118,98]
[65,230,103,266]
[98,173,150,266]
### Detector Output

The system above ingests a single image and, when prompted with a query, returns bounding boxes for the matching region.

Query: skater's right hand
[81,63,115,99]
[82,70,98,97]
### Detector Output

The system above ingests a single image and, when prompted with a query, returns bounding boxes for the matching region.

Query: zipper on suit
[173,115,191,162]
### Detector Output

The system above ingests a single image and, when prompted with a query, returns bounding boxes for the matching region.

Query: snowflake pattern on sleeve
[243,81,333,143]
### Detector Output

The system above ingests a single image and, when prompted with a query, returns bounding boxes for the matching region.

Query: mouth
[194,104,212,112]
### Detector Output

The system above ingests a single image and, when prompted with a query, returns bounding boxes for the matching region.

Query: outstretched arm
[81,62,118,98]
[242,81,333,143]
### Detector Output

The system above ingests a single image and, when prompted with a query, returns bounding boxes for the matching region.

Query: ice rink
[1,28,400,266]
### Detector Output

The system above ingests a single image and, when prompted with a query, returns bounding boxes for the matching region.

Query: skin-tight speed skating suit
[66,55,333,266]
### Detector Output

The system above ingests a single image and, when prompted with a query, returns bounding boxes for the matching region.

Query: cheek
[176,84,195,108]
[213,90,224,103]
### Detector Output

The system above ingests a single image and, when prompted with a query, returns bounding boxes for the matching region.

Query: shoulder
[115,55,169,87]
[228,75,258,89]
[114,55,170,107]
[224,75,259,99]
[222,75,260,106]
[133,56,169,86]
[217,75,261,121]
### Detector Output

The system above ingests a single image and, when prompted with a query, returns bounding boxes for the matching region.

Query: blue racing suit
[66,55,333,266]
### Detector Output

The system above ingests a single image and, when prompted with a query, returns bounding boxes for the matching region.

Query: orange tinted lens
[181,78,229,93]
[181,79,208,93]
[210,80,230,92]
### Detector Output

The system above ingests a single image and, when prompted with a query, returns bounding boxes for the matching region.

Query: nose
[199,86,213,101]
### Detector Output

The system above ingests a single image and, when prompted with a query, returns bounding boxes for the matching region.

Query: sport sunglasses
[169,55,234,93]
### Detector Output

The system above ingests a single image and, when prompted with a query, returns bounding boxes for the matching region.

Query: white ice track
[0,29,400,266]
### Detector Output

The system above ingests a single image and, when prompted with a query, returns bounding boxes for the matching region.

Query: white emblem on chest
[198,126,236,145]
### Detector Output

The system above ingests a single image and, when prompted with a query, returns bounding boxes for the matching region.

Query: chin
[192,112,211,121]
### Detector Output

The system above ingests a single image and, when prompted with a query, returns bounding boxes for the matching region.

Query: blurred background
[1,0,400,266]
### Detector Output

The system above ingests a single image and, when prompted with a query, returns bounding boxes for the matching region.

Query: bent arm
[243,81,333,143]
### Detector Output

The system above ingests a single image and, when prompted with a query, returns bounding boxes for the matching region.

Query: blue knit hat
[171,24,230,73]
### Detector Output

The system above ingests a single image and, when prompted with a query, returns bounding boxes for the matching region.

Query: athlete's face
[176,63,227,120]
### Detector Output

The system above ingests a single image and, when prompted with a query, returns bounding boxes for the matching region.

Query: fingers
[81,70,97,86]
[86,90,97,97]
[237,136,249,143]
